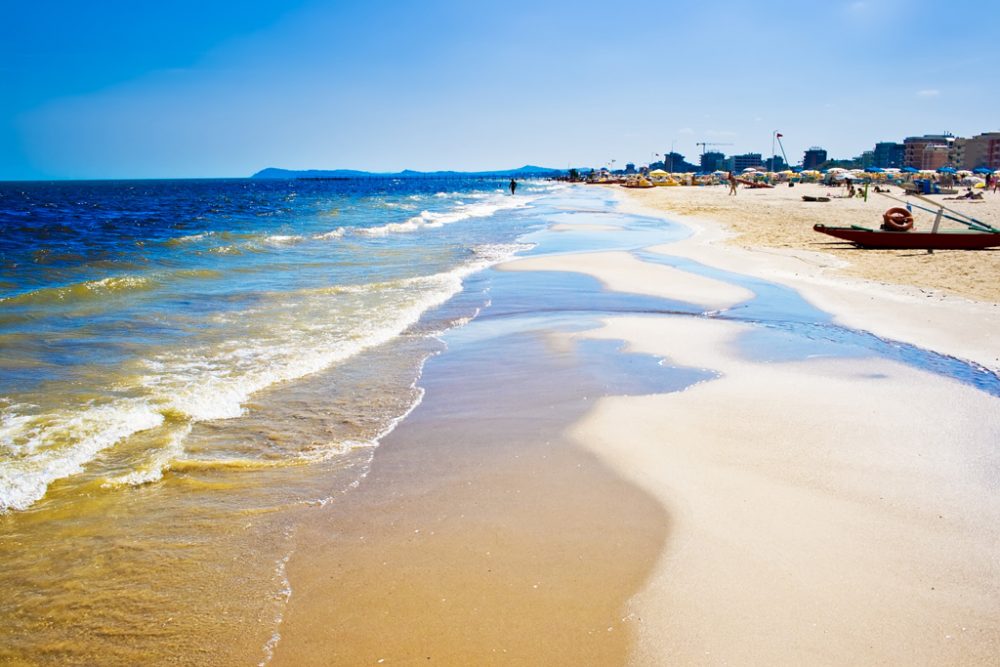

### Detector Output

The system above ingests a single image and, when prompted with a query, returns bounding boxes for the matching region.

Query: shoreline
[271,259,675,665]
[271,184,1000,665]
[509,186,1000,663]
[610,183,1000,373]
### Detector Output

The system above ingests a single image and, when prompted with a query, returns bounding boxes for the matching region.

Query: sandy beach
[613,181,1000,303]
[614,183,1000,373]
[268,184,1000,665]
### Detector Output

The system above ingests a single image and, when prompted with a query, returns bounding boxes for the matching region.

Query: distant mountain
[251,165,565,179]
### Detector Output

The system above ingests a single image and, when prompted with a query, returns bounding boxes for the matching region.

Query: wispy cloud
[917,89,941,97]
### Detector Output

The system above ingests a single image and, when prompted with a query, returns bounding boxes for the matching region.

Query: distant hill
[251,165,565,179]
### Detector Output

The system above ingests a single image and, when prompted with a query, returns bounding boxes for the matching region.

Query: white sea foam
[258,527,295,667]
[0,401,165,511]
[171,232,214,244]
[0,231,532,512]
[356,196,530,237]
[312,227,346,240]
[148,242,528,428]
[208,245,241,255]
[263,234,305,246]
[101,423,193,488]
[311,194,531,241]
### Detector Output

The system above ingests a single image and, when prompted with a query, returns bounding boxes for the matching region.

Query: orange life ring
[882,207,914,232]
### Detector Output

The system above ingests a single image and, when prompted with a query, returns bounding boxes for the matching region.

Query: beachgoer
[509,179,517,195]
[727,171,737,195]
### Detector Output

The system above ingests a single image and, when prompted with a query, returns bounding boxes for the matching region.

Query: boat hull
[813,225,1000,250]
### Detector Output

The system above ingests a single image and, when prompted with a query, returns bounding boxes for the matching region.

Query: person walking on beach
[509,178,517,195]
[727,171,737,195]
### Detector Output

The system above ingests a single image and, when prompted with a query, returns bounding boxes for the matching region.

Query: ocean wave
[263,235,305,246]
[311,196,527,240]
[432,191,490,200]
[312,228,346,240]
[0,400,165,511]
[0,274,154,307]
[207,245,242,255]
[0,269,224,315]
[140,271,470,422]
[0,240,533,511]
[100,423,192,488]
[164,231,215,246]
[356,197,530,237]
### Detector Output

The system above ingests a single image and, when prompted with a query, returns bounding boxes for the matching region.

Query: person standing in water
[509,178,517,195]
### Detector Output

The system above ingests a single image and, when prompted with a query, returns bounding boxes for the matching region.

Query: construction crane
[696,141,733,156]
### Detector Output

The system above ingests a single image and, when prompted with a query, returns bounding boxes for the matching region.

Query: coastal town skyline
[611,129,1000,175]
[3,0,997,180]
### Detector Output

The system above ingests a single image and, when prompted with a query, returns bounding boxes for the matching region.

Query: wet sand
[614,184,1000,372]
[272,291,672,665]
[573,316,1000,665]
[271,185,1000,665]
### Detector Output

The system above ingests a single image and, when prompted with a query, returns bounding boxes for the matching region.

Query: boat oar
[876,193,1000,233]
[907,192,1000,233]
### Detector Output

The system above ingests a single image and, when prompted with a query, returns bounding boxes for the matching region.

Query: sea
[0,176,549,664]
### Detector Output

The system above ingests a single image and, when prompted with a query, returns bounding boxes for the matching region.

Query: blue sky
[2,0,997,180]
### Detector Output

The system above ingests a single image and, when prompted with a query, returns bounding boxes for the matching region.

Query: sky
[2,0,997,180]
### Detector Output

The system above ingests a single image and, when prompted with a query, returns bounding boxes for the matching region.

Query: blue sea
[0,177,549,512]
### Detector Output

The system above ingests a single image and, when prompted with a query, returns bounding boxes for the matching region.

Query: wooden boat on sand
[812,193,1000,250]
[812,225,1000,249]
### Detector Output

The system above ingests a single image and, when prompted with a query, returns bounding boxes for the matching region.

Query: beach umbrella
[648,169,668,176]
[741,167,757,173]
[972,167,993,174]
[902,166,919,173]
[866,166,885,173]
[937,166,957,174]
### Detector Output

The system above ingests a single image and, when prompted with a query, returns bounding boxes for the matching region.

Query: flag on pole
[776,133,783,138]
